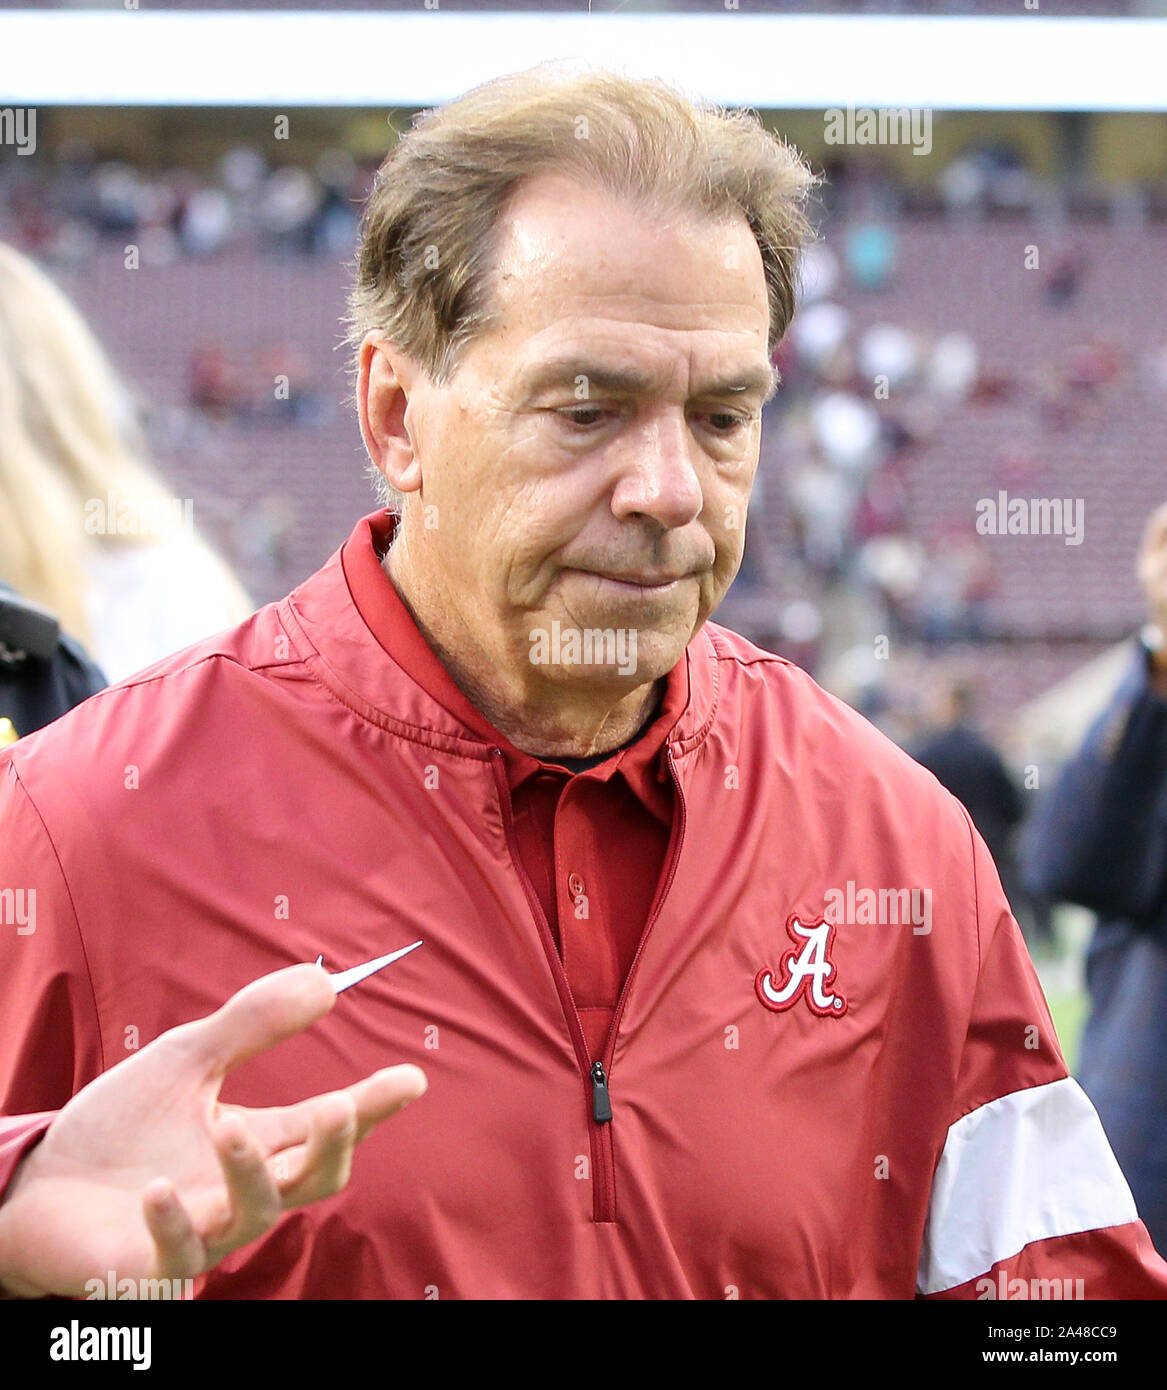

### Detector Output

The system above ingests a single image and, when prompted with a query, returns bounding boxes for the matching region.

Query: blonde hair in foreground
[347,62,819,505]
[0,242,199,646]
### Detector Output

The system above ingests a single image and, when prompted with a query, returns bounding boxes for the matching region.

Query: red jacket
[1,511,1165,1299]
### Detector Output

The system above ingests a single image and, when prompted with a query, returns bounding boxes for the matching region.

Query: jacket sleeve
[918,811,1167,1299]
[1023,644,1167,928]
[0,754,104,1201]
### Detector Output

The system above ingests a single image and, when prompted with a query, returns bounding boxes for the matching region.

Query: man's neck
[382,547,663,759]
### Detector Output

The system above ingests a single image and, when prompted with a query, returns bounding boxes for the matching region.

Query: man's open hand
[0,963,426,1298]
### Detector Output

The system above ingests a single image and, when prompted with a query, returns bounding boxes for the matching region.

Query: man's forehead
[488,172,766,308]
[473,173,772,397]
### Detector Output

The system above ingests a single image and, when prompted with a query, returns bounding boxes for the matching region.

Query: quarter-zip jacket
[1,513,1165,1299]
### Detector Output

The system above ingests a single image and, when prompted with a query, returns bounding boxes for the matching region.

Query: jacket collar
[280,510,720,761]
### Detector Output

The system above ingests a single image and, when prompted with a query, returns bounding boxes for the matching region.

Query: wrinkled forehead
[474,174,770,386]
[488,170,765,302]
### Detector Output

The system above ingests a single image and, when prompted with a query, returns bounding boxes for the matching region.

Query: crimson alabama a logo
[755,913,849,1017]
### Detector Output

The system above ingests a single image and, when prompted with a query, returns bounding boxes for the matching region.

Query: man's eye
[708,412,748,432]
[559,407,606,428]
[555,407,750,432]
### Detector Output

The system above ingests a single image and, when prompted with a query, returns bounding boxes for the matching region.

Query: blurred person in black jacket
[912,671,1022,868]
[910,669,1049,945]
[0,585,106,745]
[1024,500,1167,1254]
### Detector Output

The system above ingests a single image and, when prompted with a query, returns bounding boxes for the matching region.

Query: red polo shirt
[342,512,686,1061]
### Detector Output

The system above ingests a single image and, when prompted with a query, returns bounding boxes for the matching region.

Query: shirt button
[568,872,585,899]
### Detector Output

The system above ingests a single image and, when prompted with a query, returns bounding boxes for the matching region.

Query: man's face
[385,171,774,691]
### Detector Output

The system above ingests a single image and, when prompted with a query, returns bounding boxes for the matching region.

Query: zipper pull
[590,1061,612,1123]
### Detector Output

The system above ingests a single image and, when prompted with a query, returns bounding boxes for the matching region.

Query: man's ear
[357,332,424,495]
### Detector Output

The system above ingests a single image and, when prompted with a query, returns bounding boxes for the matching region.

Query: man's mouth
[572,569,692,593]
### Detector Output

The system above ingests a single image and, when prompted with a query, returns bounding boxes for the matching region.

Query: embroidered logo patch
[755,914,848,1017]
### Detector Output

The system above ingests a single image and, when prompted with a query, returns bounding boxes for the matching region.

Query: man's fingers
[222,1063,428,1155]
[274,1092,358,1208]
[202,1115,285,1261]
[346,1064,428,1141]
[250,1067,427,1207]
[177,963,336,1076]
[126,1049,424,1278]
[142,1178,206,1280]
[141,1066,415,1275]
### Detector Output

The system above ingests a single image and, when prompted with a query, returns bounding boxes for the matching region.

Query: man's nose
[610,411,704,530]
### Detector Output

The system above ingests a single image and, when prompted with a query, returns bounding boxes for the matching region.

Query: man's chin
[526,619,693,688]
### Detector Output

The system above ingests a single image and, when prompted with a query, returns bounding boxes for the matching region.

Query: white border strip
[0,13,1165,111]
[918,1077,1139,1296]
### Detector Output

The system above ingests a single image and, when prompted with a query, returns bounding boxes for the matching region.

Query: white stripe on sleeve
[917,1077,1138,1295]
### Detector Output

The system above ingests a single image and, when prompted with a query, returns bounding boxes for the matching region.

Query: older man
[0,65,1164,1301]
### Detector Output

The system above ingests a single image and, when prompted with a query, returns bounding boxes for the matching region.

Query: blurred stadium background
[3,0,1167,1063]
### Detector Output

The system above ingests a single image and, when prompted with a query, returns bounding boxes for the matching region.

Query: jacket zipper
[590,745,687,1221]
[489,743,688,1225]
[489,750,615,1222]
[590,1061,613,1122]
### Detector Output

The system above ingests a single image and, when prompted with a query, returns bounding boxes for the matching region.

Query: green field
[1046,989,1089,1073]
[1032,906,1094,1074]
